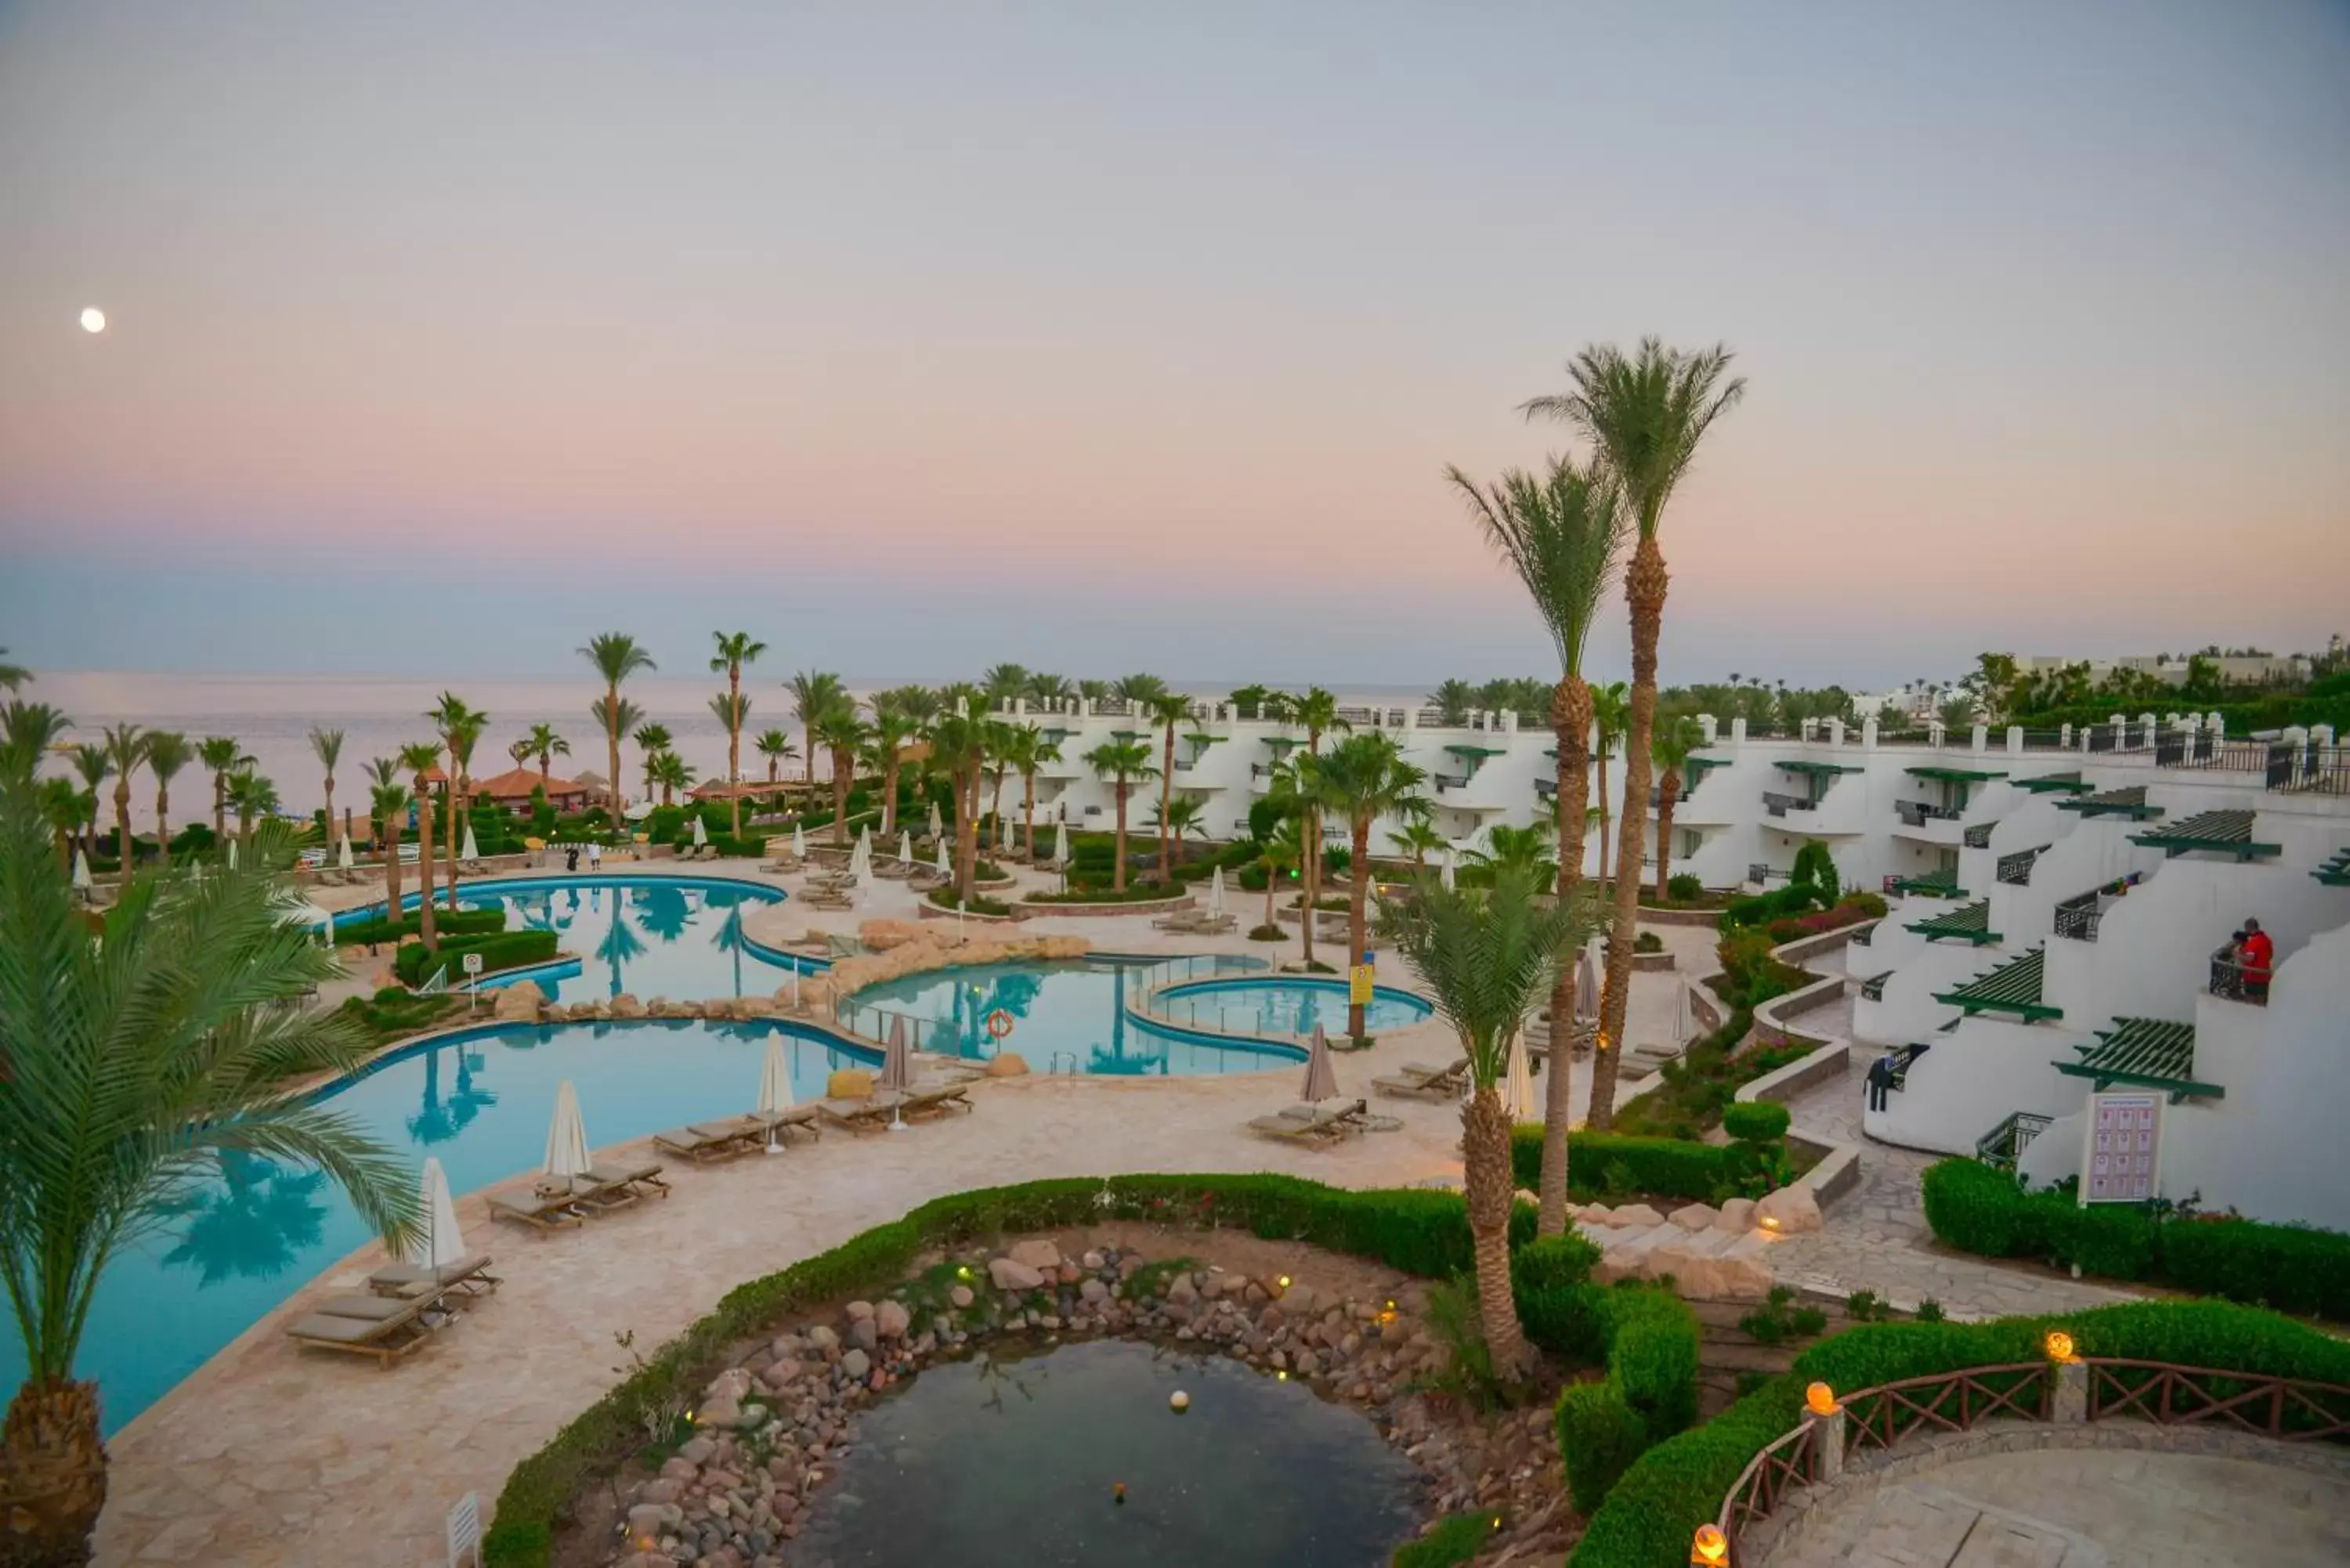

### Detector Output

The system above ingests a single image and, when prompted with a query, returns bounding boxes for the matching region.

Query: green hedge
[484,1174,1544,1566]
[1392,1511,1506,1568]
[1571,1297,2350,1568]
[1550,1284,1703,1513]
[1721,1102,1790,1143]
[335,905,506,948]
[1554,1382,1651,1513]
[1509,1126,1746,1204]
[1921,1158,2350,1321]
[393,928,560,988]
[1511,1234,1607,1361]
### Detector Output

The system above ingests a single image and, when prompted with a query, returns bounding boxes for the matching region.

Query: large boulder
[1714,1197,1759,1232]
[1755,1183,1824,1235]
[1611,1203,1665,1229]
[1668,1202,1719,1231]
[988,1257,1047,1292]
[609,992,645,1018]
[1007,1239,1061,1270]
[985,1052,1029,1078]
[491,979,545,1023]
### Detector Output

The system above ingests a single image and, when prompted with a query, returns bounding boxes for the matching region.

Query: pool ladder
[1046,1050,1080,1075]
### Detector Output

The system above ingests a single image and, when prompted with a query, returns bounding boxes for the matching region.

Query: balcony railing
[1859,972,1889,1001]
[1974,1110,2053,1173]
[1534,776,1556,799]
[1895,799,1961,828]
[1762,789,1808,818]
[1995,845,2044,885]
[2211,951,2270,1006]
[1963,822,1994,848]
[2053,890,2103,941]
[1433,772,1473,794]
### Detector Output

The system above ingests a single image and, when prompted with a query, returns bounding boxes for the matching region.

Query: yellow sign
[1348,964,1375,1006]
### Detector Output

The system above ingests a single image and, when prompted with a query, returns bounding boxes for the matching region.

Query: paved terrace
[96,861,2129,1566]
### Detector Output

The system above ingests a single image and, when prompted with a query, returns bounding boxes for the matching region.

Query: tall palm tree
[753,728,795,788]
[979,719,1021,847]
[1025,671,1072,708]
[789,671,847,787]
[865,704,920,837]
[1133,684,1192,881]
[0,774,417,1567]
[812,706,870,847]
[522,722,569,780]
[1450,453,1627,1234]
[1650,711,1705,901]
[308,726,345,858]
[708,631,768,836]
[1298,733,1429,1035]
[225,771,280,848]
[707,692,752,829]
[0,648,27,691]
[1,703,72,775]
[1386,819,1444,869]
[102,724,146,875]
[1524,336,1746,1131]
[1080,739,1156,892]
[981,663,1031,710]
[1590,681,1630,883]
[587,695,642,811]
[926,713,989,902]
[649,750,695,806]
[1004,724,1059,858]
[1377,869,1586,1378]
[143,731,192,854]
[1286,688,1349,961]
[400,742,443,948]
[426,693,485,910]
[632,722,673,800]
[364,757,406,916]
[1428,678,1477,726]
[580,633,656,813]
[196,736,249,844]
[1074,677,1113,710]
[1256,820,1301,930]
[66,744,110,865]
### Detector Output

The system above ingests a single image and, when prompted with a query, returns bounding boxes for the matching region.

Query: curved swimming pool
[1145,974,1434,1038]
[0,1017,877,1434]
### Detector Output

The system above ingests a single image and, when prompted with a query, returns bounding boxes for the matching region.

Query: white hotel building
[1018,695,2350,1231]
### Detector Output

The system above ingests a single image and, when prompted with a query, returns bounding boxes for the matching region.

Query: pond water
[794,1339,1423,1567]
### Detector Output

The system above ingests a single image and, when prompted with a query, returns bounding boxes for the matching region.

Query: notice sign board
[2082,1091,2161,1204]
[463,952,484,977]
[1348,965,1375,1006]
[446,1491,483,1566]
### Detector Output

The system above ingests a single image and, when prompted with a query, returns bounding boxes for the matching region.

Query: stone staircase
[1571,1188,1822,1300]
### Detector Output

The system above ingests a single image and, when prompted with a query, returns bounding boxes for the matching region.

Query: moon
[80,308,106,334]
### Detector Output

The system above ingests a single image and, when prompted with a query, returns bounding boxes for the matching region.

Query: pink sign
[2084,1093,2160,1203]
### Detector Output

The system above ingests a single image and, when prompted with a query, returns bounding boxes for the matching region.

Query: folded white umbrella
[692,815,709,847]
[1672,977,1693,1045]
[1300,1024,1340,1103]
[997,815,1011,852]
[70,850,92,890]
[935,839,952,876]
[461,822,480,862]
[1501,1032,1535,1121]
[337,835,355,871]
[1438,845,1454,891]
[1574,946,1600,1020]
[792,822,807,858]
[898,829,912,863]
[225,838,238,871]
[881,1013,915,1090]
[407,1157,468,1268]
[757,1038,794,1153]
[543,1080,591,1183]
[1209,865,1227,916]
[927,800,942,840]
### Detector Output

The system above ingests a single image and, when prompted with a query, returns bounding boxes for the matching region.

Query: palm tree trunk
[114,781,132,878]
[383,808,403,926]
[414,785,438,949]
[956,768,980,902]
[804,723,817,786]
[881,756,900,838]
[1299,807,1318,967]
[1347,817,1371,1039]
[212,771,226,842]
[323,774,338,858]
[1596,739,1612,883]
[1462,1086,1531,1375]
[1653,773,1682,903]
[1111,782,1129,892]
[728,670,743,839]
[605,680,622,816]
[1538,675,1594,1237]
[154,783,170,854]
[442,758,459,913]
[1158,723,1176,881]
[1590,538,1668,1132]
[1021,771,1037,860]
[0,1375,108,1568]
[831,753,849,847]
[989,771,1007,854]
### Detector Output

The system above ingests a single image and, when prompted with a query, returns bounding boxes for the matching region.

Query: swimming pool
[0,1017,877,1434]
[341,874,814,1000]
[1145,974,1434,1037]
[840,958,1426,1075]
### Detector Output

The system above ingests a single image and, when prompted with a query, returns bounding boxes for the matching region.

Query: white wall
[1866,1015,2092,1154]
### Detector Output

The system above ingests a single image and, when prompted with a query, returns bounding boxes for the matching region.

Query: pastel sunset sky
[2,1,2345,688]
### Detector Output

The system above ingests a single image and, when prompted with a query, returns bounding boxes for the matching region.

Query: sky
[2,0,2346,693]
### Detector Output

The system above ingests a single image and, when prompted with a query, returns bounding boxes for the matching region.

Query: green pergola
[1444,744,1506,758]
[1779,759,1863,776]
[2128,810,2280,862]
[1687,755,1732,776]
[2016,771,2091,795]
[2316,846,2350,887]
[1262,735,1301,753]
[2059,785,2164,821]
[1039,728,1075,743]
[1891,871,1969,898]
[1933,947,2059,1021]
[1907,764,2008,783]
[2056,1017,2222,1101]
[1109,728,1149,742]
[1905,899,1999,944]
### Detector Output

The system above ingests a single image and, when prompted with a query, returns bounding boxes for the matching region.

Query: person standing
[589,839,602,873]
[2239,917,2274,1002]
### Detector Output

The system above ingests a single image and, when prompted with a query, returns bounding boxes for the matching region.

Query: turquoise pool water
[846,959,1317,1075]
[344,874,811,1000]
[1,1018,875,1434]
[1148,975,1434,1037]
[796,1339,1422,1566]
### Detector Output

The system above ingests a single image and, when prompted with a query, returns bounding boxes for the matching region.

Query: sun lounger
[367,1253,501,1302]
[1247,1097,1368,1147]
[486,1188,585,1231]
[816,1090,912,1135]
[581,1159,671,1201]
[312,1292,422,1322]
[803,891,854,911]
[652,1122,754,1163]
[898,1082,974,1121]
[1152,910,1206,932]
[1373,1058,1470,1100]
[285,1296,437,1367]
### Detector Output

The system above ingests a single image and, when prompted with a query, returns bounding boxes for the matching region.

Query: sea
[24,670,1437,829]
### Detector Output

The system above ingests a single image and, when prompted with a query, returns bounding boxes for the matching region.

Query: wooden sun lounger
[1373,1058,1469,1100]
[367,1252,501,1302]
[285,1295,437,1367]
[582,1159,671,1201]
[652,1122,754,1163]
[1247,1097,1369,1147]
[815,1090,910,1135]
[898,1082,974,1121]
[486,1188,585,1231]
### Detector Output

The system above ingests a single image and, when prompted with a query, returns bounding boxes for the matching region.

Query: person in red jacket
[2238,917,2274,1001]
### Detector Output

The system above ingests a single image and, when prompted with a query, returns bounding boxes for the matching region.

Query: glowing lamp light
[1169,1389,1191,1413]
[2044,1330,2078,1364]
[1691,1523,1730,1566]
[79,307,106,334]
[1276,1275,1292,1291]
[1760,1215,1781,1231]
[1805,1382,1839,1417]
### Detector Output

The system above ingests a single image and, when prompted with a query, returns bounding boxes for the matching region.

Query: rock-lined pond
[792,1338,1423,1566]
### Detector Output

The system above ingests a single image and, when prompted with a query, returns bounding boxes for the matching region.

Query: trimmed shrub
[1606,1287,1701,1439]
[1510,1127,1743,1203]
[1665,873,1702,902]
[1247,923,1285,941]
[1511,1234,1607,1362]
[336,905,506,948]
[1721,1102,1790,1143]
[393,928,559,988]
[1554,1382,1650,1514]
[1392,1511,1503,1568]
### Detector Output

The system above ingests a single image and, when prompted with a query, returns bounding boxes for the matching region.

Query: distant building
[470,765,588,815]
[2019,652,2311,688]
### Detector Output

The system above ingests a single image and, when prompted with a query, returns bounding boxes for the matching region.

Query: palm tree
[708,631,767,836]
[1128,682,1191,882]
[1080,739,1157,892]
[522,723,569,780]
[648,750,695,806]
[1377,868,1586,1379]
[365,757,407,917]
[926,713,989,902]
[1590,681,1630,883]
[707,692,752,827]
[66,744,110,865]
[1525,336,1746,1131]
[426,693,486,910]
[587,695,642,810]
[225,771,281,849]
[1286,687,1349,961]
[580,633,656,813]
[632,722,673,800]
[812,706,870,847]
[307,726,345,858]
[981,663,1030,710]
[753,728,796,788]
[1297,733,1428,1035]
[1003,724,1058,857]
[400,742,442,948]
[1075,677,1113,710]
[103,724,146,874]
[1650,712,1707,901]
[1428,678,1477,726]
[1144,792,1210,852]
[1025,671,1072,708]
[0,769,417,1566]
[1386,819,1445,869]
[196,736,249,844]
[1450,452,1627,1234]
[143,731,192,854]
[789,671,847,787]
[1,702,72,775]
[1466,820,1559,884]
[865,704,920,837]
[1257,821,1301,930]
[0,648,26,691]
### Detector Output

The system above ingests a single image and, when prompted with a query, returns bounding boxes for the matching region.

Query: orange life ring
[985,1009,1014,1040]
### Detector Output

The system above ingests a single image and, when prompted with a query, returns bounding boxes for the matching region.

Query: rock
[845,1318,878,1352]
[610,992,645,1018]
[984,1051,1029,1077]
[989,1257,1047,1292]
[845,1300,874,1322]
[1755,1183,1823,1235]
[1714,1197,1759,1232]
[1611,1203,1665,1227]
[1079,1279,1108,1304]
[1007,1239,1061,1270]
[806,1325,840,1353]
[1578,1203,1614,1225]
[1080,1250,1105,1270]
[490,979,544,1022]
[948,1285,974,1309]
[696,1396,746,1429]
[1668,1202,1719,1230]
[1166,1274,1198,1304]
[841,1349,871,1379]
[875,1300,910,1339]
[1379,1317,1409,1347]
